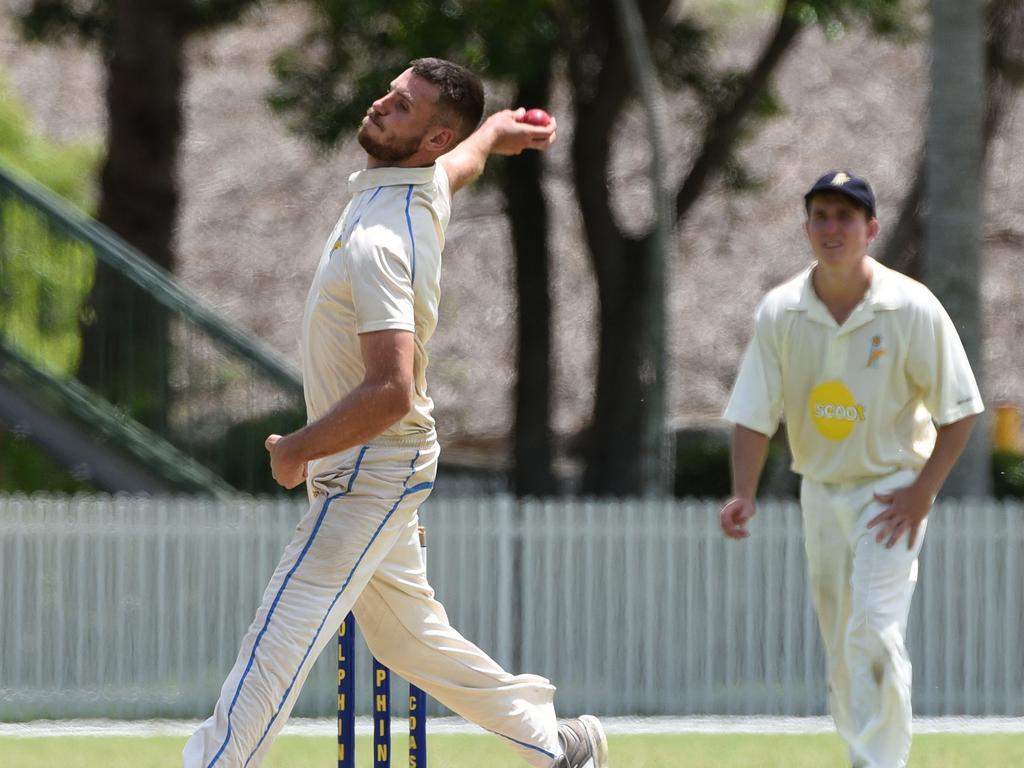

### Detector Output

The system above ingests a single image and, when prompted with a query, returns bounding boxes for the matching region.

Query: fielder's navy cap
[804,170,876,218]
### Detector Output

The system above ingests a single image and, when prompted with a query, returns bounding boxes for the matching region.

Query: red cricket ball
[519,108,552,127]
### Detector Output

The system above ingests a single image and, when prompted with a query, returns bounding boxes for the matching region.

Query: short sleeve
[722,302,784,437]
[348,229,415,334]
[907,297,984,426]
[433,163,452,230]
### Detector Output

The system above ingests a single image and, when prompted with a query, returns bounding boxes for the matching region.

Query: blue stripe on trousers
[242,450,432,766]
[206,446,368,767]
[488,728,557,760]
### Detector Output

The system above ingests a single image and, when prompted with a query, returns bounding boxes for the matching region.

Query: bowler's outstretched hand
[265,433,307,489]
[440,108,557,194]
[720,496,756,540]
[484,108,557,156]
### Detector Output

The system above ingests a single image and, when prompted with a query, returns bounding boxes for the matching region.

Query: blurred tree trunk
[21,0,256,431]
[926,0,989,496]
[880,0,1024,493]
[614,0,673,496]
[76,0,186,430]
[881,0,1024,280]
[503,65,559,497]
[884,0,1024,494]
[570,0,664,495]
[879,158,925,280]
[574,0,804,495]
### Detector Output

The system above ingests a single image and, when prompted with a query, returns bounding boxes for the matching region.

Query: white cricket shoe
[555,714,609,768]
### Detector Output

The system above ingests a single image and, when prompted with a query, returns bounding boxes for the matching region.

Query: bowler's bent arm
[266,330,414,487]
[439,109,557,195]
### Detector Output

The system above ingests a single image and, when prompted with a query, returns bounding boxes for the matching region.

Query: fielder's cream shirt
[301,163,450,480]
[724,257,983,484]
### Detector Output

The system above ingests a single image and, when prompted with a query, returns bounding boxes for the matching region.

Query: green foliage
[267,0,742,151]
[0,76,97,207]
[0,202,97,376]
[184,0,267,30]
[269,0,918,178]
[269,0,560,147]
[197,407,307,495]
[688,0,780,25]
[0,73,99,377]
[0,429,95,492]
[792,0,920,41]
[720,155,767,194]
[17,0,108,45]
[651,17,716,93]
[993,449,1024,499]
[708,0,919,201]
[673,430,732,498]
[18,0,261,47]
[673,427,798,499]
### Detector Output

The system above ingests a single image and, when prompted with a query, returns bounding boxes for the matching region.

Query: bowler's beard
[357,121,423,163]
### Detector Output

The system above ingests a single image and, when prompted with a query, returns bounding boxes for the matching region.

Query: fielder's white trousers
[183,442,561,768]
[801,469,926,768]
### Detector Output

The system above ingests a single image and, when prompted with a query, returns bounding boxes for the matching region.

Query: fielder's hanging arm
[264,108,557,488]
[720,415,976,549]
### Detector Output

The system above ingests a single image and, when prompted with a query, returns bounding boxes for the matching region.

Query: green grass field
[4,733,1024,768]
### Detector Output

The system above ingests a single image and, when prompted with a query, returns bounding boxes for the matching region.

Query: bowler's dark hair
[410,58,485,144]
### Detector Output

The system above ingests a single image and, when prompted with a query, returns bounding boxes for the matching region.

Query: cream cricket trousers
[183,442,561,768]
[801,469,926,768]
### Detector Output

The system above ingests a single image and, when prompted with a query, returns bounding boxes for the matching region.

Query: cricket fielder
[719,171,983,768]
[183,58,608,768]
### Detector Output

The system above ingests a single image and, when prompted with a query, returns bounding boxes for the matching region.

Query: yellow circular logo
[808,380,864,441]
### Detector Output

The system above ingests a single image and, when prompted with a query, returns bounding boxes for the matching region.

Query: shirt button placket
[825,331,848,378]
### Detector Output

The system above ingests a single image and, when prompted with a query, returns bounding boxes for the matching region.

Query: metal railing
[0,163,304,493]
[1,495,1021,720]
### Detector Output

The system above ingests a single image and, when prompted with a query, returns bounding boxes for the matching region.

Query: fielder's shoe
[555,714,608,768]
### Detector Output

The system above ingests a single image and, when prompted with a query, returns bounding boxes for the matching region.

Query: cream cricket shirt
[301,164,450,480]
[724,258,983,484]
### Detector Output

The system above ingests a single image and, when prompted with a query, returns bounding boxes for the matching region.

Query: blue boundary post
[408,525,428,767]
[336,525,428,768]
[337,616,355,768]
[408,682,427,768]
[373,657,391,767]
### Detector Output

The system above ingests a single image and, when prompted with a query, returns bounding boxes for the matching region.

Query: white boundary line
[3,717,1024,738]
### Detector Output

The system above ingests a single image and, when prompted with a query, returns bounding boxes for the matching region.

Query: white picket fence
[1,495,1022,720]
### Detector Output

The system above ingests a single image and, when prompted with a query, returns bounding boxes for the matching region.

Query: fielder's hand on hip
[868,484,931,550]
[720,496,756,540]
[265,433,308,489]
